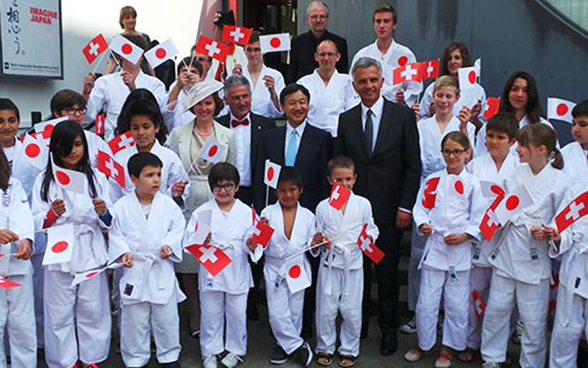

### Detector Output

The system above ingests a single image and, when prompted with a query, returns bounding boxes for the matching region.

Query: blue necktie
[285,130,298,166]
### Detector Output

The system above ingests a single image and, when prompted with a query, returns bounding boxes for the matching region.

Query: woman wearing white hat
[167,79,237,339]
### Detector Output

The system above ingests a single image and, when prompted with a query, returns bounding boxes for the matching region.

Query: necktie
[285,130,298,166]
[231,118,250,128]
[364,109,373,156]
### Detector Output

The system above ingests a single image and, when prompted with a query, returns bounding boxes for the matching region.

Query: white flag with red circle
[393,62,423,85]
[396,54,410,67]
[357,224,385,264]
[328,182,351,211]
[251,221,275,248]
[34,117,66,146]
[483,97,500,120]
[43,223,75,266]
[22,133,49,170]
[222,25,253,46]
[82,34,108,64]
[108,131,135,155]
[547,98,576,124]
[422,59,440,79]
[200,138,227,164]
[0,276,21,289]
[195,35,230,63]
[52,159,87,194]
[555,190,588,233]
[110,34,144,65]
[144,39,179,69]
[458,66,478,91]
[259,33,291,54]
[448,175,465,198]
[71,267,107,287]
[493,185,533,225]
[480,181,506,199]
[264,160,281,189]
[97,150,125,188]
[95,114,105,136]
[185,244,232,277]
[285,257,310,293]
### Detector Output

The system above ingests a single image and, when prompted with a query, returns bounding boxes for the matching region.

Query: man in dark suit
[335,57,421,356]
[256,83,332,339]
[217,75,276,322]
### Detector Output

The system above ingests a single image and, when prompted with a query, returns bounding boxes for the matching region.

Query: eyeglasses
[317,52,337,57]
[442,149,467,157]
[213,183,236,192]
[64,107,86,115]
[309,15,328,20]
[245,47,261,53]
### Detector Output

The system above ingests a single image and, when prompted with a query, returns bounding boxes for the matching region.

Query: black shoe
[269,345,289,365]
[160,361,181,368]
[379,333,398,356]
[293,342,313,367]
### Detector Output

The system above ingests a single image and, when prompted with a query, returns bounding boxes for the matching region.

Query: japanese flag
[0,276,21,289]
[421,176,441,209]
[185,244,232,277]
[264,160,281,189]
[52,158,88,194]
[396,54,410,67]
[195,35,230,63]
[144,39,179,69]
[43,223,75,266]
[108,131,135,155]
[548,98,576,124]
[35,117,66,137]
[328,183,351,211]
[448,175,465,197]
[494,185,533,225]
[555,191,588,233]
[479,181,506,199]
[458,66,478,91]
[357,224,385,264]
[82,34,108,64]
[483,97,500,120]
[251,221,275,248]
[422,59,440,79]
[22,133,49,170]
[259,33,291,54]
[222,25,253,46]
[200,138,227,164]
[191,210,212,245]
[110,34,144,65]
[393,63,423,85]
[285,257,311,294]
[71,267,107,287]
[97,151,125,188]
[95,114,105,136]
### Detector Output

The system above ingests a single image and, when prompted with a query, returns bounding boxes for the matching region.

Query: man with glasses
[289,1,348,82]
[297,39,358,137]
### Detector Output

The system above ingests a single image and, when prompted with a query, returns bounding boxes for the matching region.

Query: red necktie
[231,119,250,128]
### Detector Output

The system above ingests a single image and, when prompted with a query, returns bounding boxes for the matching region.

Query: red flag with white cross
[357,224,384,264]
[251,221,275,248]
[82,34,108,64]
[195,35,230,63]
[328,182,351,211]
[555,191,588,233]
[222,25,253,46]
[422,60,440,80]
[483,97,500,120]
[108,131,135,155]
[97,150,125,188]
[421,176,441,209]
[95,114,105,136]
[185,244,232,277]
[393,63,423,85]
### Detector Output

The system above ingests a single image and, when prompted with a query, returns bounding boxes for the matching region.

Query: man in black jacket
[335,57,421,356]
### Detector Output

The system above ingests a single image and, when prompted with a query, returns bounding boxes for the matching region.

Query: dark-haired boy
[109,152,186,368]
[561,100,588,183]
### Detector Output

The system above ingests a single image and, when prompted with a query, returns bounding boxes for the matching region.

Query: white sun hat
[182,79,224,113]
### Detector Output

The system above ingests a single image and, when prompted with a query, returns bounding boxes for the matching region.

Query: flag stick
[110,50,123,71]
[90,49,109,75]
[265,184,269,208]
[284,235,342,263]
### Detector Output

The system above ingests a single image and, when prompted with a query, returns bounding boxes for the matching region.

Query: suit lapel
[276,126,287,165]
[350,106,369,161]
[295,124,313,169]
[250,114,262,170]
[372,101,392,158]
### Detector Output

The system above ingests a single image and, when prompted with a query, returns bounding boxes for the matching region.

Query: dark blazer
[289,30,349,83]
[256,122,333,212]
[335,99,421,225]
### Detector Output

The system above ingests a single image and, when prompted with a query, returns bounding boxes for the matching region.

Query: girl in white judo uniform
[561,100,588,183]
[257,167,315,366]
[480,123,570,368]
[184,163,255,368]
[31,121,113,367]
[312,156,379,368]
[459,113,519,363]
[109,152,186,368]
[404,131,485,367]
[0,149,36,368]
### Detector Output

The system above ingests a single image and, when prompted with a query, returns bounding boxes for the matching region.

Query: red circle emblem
[398,56,408,66]
[556,103,568,116]
[86,271,99,278]
[51,241,69,253]
[267,167,274,181]
[468,71,477,84]
[506,196,520,211]
[270,37,281,48]
[55,171,70,185]
[25,143,40,158]
[155,48,167,59]
[454,180,464,194]
[208,145,218,157]
[289,265,301,279]
[121,44,133,55]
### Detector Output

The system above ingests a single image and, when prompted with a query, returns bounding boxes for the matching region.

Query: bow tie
[231,119,250,128]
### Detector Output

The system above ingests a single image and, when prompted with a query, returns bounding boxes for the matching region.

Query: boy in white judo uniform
[312,156,379,367]
[561,100,588,183]
[109,152,186,368]
[257,167,315,366]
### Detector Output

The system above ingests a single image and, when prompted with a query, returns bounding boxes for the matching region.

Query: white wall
[0,0,221,127]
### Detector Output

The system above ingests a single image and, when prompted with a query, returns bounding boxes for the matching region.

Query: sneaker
[399,316,417,334]
[293,342,313,367]
[482,362,501,368]
[511,320,524,345]
[220,353,242,368]
[203,355,218,368]
[269,345,289,365]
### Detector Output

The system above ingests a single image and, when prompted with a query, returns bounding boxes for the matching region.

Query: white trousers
[416,267,469,351]
[120,292,181,367]
[200,290,248,357]
[550,288,588,368]
[0,274,36,368]
[44,270,111,367]
[481,271,549,367]
[408,226,426,312]
[264,267,304,355]
[31,253,44,349]
[466,267,493,350]
[315,267,363,357]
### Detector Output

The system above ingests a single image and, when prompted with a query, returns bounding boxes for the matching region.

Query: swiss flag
[547,98,576,124]
[52,158,88,194]
[110,34,144,65]
[259,33,291,54]
[185,244,232,277]
[195,35,230,63]
[422,59,440,80]
[95,114,105,136]
[222,25,253,46]
[421,176,441,209]
[200,138,227,164]
[97,150,125,188]
[483,97,500,120]
[264,160,281,189]
[82,34,108,64]
[472,289,486,318]
[108,131,135,155]
[0,276,21,289]
[493,185,533,225]
[458,66,478,91]
[480,203,502,241]
[71,267,107,287]
[393,63,423,85]
[43,223,75,266]
[357,224,385,264]
[22,133,49,170]
[251,221,275,248]
[285,258,311,293]
[251,205,259,226]
[555,191,588,233]
[144,39,179,69]
[480,181,506,199]
[328,183,351,211]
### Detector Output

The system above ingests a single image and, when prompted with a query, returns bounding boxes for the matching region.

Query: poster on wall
[0,0,63,79]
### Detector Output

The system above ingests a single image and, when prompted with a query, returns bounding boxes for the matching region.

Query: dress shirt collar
[361,95,384,119]
[286,119,307,137]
